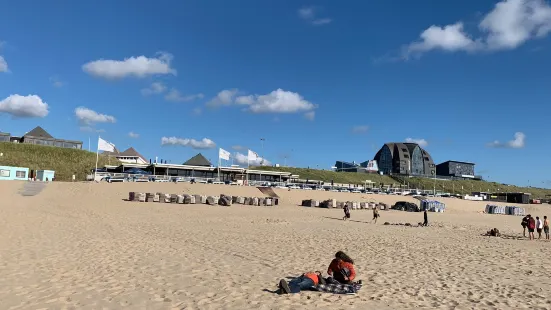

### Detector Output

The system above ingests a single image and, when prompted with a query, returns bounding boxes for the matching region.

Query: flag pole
[218,149,221,182]
[94,136,100,181]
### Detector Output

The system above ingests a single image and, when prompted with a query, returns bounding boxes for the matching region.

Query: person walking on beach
[372,207,380,224]
[423,210,428,227]
[544,216,549,240]
[536,216,543,239]
[521,215,530,237]
[343,204,351,221]
[528,215,536,240]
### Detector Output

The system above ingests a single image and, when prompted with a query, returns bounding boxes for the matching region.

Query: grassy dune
[0,142,116,181]
[254,166,551,199]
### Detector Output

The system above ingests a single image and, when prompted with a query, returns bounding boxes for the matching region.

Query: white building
[103,147,147,164]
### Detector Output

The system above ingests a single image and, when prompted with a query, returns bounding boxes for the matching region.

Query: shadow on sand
[323,216,372,224]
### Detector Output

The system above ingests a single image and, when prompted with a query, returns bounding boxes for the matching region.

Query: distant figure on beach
[544,216,550,240]
[372,207,380,224]
[528,215,536,240]
[327,251,356,284]
[278,271,323,294]
[521,215,530,237]
[423,210,428,227]
[343,204,350,221]
[536,216,543,239]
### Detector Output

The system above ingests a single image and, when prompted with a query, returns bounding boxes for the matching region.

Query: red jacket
[327,258,356,281]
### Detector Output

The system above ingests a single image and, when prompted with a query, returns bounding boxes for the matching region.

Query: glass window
[55,141,64,147]
[0,169,10,177]
[16,171,26,178]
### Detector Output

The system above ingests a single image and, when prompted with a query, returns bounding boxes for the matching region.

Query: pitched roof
[183,153,212,167]
[119,147,147,162]
[102,147,120,156]
[24,126,53,139]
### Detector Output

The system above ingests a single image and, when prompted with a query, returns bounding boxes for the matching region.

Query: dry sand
[1,181,551,310]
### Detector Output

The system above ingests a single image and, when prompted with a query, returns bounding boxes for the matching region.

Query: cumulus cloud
[405,138,429,147]
[75,107,116,125]
[160,136,216,149]
[164,89,204,102]
[129,131,139,138]
[352,125,369,134]
[298,6,332,26]
[82,52,176,79]
[487,132,526,148]
[403,0,551,58]
[49,76,64,88]
[207,88,317,115]
[234,152,271,166]
[0,94,49,118]
[141,82,167,96]
[232,145,245,151]
[206,89,239,107]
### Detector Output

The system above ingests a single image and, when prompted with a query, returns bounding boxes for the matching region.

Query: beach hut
[36,170,55,181]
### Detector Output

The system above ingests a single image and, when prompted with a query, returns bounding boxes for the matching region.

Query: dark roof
[438,160,475,166]
[183,153,212,166]
[24,126,53,139]
[119,147,146,161]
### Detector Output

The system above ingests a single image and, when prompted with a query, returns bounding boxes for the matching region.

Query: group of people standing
[342,204,380,223]
[277,251,361,295]
[521,214,549,240]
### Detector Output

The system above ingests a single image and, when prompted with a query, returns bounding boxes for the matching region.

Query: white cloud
[405,138,429,147]
[75,107,116,125]
[164,89,204,102]
[0,94,49,118]
[49,76,64,88]
[298,6,332,26]
[234,152,271,166]
[206,89,239,107]
[488,132,526,148]
[232,145,245,151]
[304,111,315,121]
[129,131,139,138]
[0,56,8,73]
[82,52,176,79]
[404,0,551,57]
[80,126,105,133]
[352,125,369,134]
[160,136,216,149]
[192,107,202,115]
[141,82,167,96]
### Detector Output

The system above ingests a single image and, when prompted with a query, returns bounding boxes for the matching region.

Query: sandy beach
[1,182,551,310]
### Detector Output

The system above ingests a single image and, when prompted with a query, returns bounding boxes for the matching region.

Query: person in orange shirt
[278,271,323,294]
[327,251,356,284]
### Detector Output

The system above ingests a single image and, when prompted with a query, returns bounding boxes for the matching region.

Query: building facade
[0,166,30,181]
[436,161,475,178]
[373,142,435,176]
[3,126,83,149]
[103,147,147,164]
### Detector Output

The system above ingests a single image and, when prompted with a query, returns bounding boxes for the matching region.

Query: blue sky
[1,0,550,187]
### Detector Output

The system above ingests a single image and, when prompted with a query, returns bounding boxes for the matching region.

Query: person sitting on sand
[278,271,323,294]
[343,204,351,221]
[528,215,536,240]
[327,251,356,284]
[521,215,529,237]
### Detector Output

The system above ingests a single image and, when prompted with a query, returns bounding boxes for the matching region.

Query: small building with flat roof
[436,160,476,178]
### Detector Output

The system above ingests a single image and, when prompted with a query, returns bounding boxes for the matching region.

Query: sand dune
[1,181,551,309]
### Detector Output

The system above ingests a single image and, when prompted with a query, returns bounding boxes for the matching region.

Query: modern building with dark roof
[436,160,476,178]
[102,147,147,164]
[373,142,435,176]
[183,153,212,167]
[3,126,83,149]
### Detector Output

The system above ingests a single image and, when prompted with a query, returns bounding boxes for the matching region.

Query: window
[424,157,430,161]
[16,171,26,178]
[402,148,408,152]
[403,154,409,158]
[0,169,10,177]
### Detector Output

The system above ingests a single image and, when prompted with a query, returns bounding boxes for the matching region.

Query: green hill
[253,166,551,199]
[0,142,116,181]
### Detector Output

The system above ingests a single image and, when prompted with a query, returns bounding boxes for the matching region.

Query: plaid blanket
[314,283,362,294]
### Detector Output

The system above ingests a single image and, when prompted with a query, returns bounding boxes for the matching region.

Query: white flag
[219,148,230,161]
[248,149,258,161]
[98,137,115,152]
